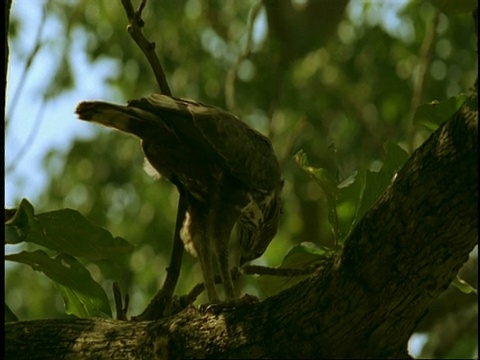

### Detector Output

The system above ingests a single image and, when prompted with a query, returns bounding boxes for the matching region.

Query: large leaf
[355,141,409,223]
[5,250,112,318]
[382,141,410,180]
[413,94,468,131]
[294,150,339,204]
[257,242,331,297]
[451,276,478,295]
[336,169,366,239]
[5,199,134,261]
[294,144,409,244]
[294,150,342,243]
[5,198,35,244]
[430,0,477,15]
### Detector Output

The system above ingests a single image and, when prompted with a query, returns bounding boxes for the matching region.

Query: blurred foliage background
[5,0,477,358]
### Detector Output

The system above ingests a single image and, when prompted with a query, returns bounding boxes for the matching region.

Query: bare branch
[133,196,187,320]
[242,263,323,276]
[113,282,129,320]
[120,0,185,319]
[120,0,172,95]
[225,0,262,113]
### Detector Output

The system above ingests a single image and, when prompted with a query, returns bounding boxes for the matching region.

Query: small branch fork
[121,0,172,96]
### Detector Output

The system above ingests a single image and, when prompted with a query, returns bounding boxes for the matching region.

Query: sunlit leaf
[336,169,366,239]
[337,171,358,189]
[413,95,468,130]
[282,241,331,266]
[257,242,331,297]
[34,209,134,260]
[451,276,478,295]
[382,141,410,179]
[5,250,112,318]
[5,303,19,323]
[355,142,409,223]
[5,198,134,261]
[5,198,36,244]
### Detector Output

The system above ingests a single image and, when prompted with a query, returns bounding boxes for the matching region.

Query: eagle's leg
[183,205,220,303]
[216,240,236,301]
[210,208,240,302]
[196,235,220,303]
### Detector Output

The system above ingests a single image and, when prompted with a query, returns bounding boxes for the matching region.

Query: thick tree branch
[6,93,478,359]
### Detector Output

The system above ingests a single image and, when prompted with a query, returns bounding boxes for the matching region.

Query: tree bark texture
[5,96,478,359]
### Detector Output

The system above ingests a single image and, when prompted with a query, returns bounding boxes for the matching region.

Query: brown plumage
[75,94,283,303]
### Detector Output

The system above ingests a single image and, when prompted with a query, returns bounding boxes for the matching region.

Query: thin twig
[243,264,322,276]
[277,116,306,169]
[5,0,13,112]
[178,264,323,310]
[225,0,262,113]
[121,0,172,95]
[113,282,128,320]
[160,195,187,310]
[6,101,47,173]
[133,195,187,320]
[409,8,440,150]
[143,262,325,317]
[5,3,48,174]
[6,3,47,125]
[120,0,185,320]
[180,283,205,307]
[112,282,122,319]
[411,9,440,113]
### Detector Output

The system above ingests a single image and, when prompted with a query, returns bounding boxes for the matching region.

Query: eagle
[75,94,283,303]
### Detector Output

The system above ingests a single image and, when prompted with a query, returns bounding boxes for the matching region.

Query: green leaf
[34,209,134,260]
[430,0,478,15]
[451,276,478,295]
[294,144,409,244]
[382,141,410,179]
[337,170,358,189]
[355,168,384,224]
[355,142,409,223]
[294,150,339,203]
[336,169,366,239]
[5,303,19,322]
[257,242,331,297]
[5,199,36,244]
[413,94,468,130]
[5,250,112,318]
[294,150,341,242]
[282,241,331,266]
[5,198,134,261]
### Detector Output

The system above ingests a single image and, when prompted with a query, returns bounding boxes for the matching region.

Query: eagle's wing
[127,94,282,191]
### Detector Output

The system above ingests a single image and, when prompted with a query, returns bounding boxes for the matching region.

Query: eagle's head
[238,181,284,265]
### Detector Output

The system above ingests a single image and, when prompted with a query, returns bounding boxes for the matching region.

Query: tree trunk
[5,96,478,359]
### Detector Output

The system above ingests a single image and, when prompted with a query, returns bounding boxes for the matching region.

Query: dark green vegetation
[5,1,477,358]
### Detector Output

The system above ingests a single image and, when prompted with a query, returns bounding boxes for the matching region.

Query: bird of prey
[75,94,283,303]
